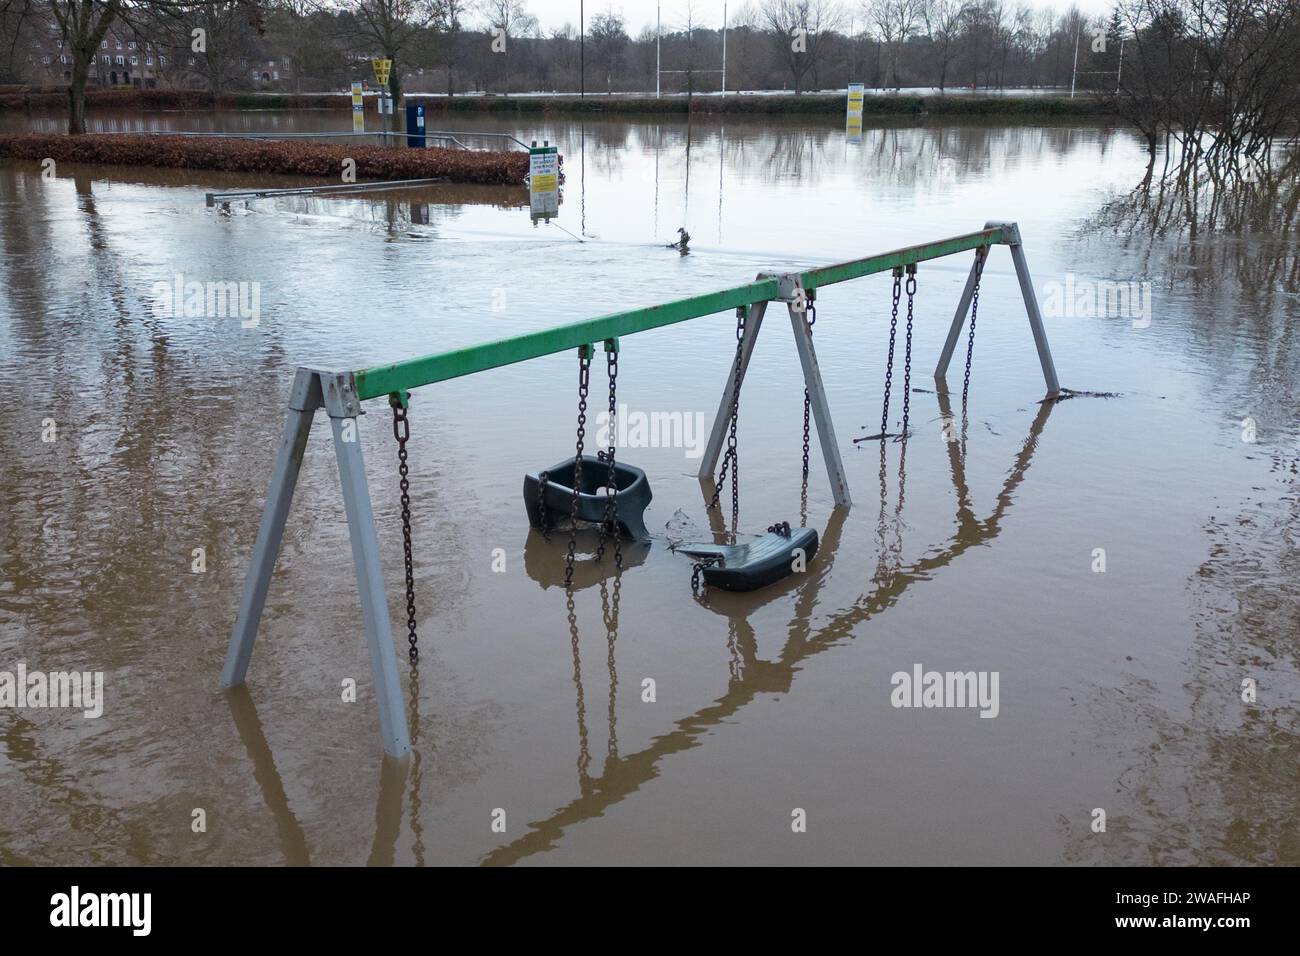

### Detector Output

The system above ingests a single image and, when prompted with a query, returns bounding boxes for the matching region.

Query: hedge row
[0,86,1111,118]
[0,88,357,112]
[418,93,1112,117]
[0,133,534,185]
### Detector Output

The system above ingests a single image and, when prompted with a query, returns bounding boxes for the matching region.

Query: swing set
[221,220,1060,758]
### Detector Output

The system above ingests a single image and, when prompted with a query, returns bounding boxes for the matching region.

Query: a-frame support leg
[934,220,1061,397]
[222,368,320,688]
[699,300,766,479]
[222,367,412,759]
[787,296,852,508]
[699,274,853,509]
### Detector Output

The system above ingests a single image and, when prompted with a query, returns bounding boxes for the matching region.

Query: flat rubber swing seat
[524,455,653,543]
[679,525,819,592]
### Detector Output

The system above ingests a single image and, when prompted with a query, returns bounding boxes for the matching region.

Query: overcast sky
[513,0,1117,33]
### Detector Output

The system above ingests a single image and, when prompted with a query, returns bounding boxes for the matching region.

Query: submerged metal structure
[220,220,1059,757]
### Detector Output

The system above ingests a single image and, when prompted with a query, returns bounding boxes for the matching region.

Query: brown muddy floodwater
[0,111,1297,866]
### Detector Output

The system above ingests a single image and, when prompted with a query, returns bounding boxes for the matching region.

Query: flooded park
[1,103,1297,868]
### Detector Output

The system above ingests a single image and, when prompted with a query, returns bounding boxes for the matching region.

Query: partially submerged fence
[221,219,1060,757]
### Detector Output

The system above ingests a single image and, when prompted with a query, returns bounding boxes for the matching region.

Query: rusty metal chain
[594,341,622,570]
[536,469,551,540]
[901,264,917,438]
[880,268,902,438]
[390,398,418,666]
[802,298,815,481]
[564,347,591,589]
[710,305,746,529]
[963,247,988,406]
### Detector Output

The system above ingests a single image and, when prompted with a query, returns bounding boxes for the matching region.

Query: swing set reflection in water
[216,394,1058,865]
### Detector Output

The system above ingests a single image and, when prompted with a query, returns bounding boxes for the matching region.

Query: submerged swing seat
[524,454,654,543]
[679,525,819,592]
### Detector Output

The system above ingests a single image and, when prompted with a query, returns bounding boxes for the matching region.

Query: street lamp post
[656,0,661,98]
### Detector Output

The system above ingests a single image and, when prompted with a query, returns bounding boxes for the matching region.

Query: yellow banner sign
[372,59,392,86]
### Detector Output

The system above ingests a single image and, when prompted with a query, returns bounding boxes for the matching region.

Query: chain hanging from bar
[878,267,903,439]
[594,340,622,570]
[802,297,815,481]
[390,397,418,666]
[962,247,988,406]
[800,296,815,526]
[564,346,591,589]
[710,306,746,529]
[536,469,551,541]
[899,264,917,438]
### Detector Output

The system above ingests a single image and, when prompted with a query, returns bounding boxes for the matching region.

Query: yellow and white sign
[847,83,865,117]
[351,80,365,132]
[846,82,865,144]
[529,145,559,222]
[372,59,392,87]
[529,146,559,193]
[351,80,364,132]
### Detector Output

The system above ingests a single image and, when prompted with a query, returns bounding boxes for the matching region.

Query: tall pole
[656,0,661,98]
[580,1,585,98]
[722,1,727,96]
[1116,36,1124,94]
[1070,26,1080,98]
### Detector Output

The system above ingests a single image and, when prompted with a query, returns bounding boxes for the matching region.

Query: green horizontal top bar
[354,278,778,400]
[799,228,1002,291]
[352,227,1003,401]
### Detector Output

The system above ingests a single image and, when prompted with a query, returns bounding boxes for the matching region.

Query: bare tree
[433,0,466,94]
[866,0,920,89]
[475,0,533,95]
[761,0,845,94]
[588,10,626,95]
[349,0,433,130]
[921,0,963,90]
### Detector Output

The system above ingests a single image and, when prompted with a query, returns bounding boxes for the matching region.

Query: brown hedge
[0,133,534,185]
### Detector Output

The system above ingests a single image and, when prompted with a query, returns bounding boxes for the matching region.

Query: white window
[146,57,153,65]
[128,41,136,50]
[187,57,195,66]
[59,54,66,64]
[101,40,107,49]
[130,56,138,66]
[116,40,122,49]
[41,55,51,64]
[272,71,279,80]
[159,55,166,65]
[115,56,124,65]
[102,55,110,64]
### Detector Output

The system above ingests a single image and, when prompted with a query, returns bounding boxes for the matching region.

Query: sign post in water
[846,83,865,143]
[529,141,560,223]
[351,81,365,133]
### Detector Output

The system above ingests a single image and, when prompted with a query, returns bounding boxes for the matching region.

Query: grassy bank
[0,85,1111,118]
[0,133,532,185]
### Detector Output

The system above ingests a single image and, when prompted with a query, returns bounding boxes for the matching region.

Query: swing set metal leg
[699,300,766,479]
[699,275,852,509]
[934,220,1061,397]
[222,367,413,759]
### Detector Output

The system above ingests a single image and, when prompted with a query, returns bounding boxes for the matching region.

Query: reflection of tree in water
[1061,151,1300,865]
